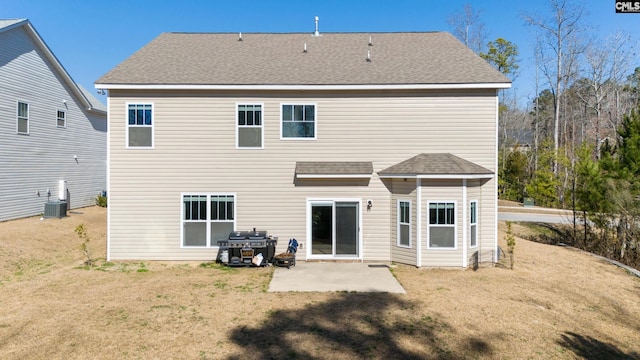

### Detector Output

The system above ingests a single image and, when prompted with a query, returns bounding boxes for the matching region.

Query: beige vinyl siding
[467,180,481,266]
[107,89,496,261]
[390,179,417,265]
[478,178,497,263]
[421,180,465,267]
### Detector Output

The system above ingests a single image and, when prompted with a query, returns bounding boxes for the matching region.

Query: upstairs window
[57,110,66,128]
[17,102,29,134]
[281,104,315,139]
[237,104,263,148]
[127,104,153,148]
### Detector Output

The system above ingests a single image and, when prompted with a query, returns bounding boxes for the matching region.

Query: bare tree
[447,3,487,54]
[573,31,636,158]
[524,0,586,174]
[605,31,637,126]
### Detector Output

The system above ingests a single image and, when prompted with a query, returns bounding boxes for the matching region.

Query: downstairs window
[428,202,456,249]
[182,194,235,247]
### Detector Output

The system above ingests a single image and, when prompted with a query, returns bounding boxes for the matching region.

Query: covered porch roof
[378,153,494,180]
[295,161,374,179]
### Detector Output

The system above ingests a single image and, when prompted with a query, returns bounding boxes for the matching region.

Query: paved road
[498,211,580,224]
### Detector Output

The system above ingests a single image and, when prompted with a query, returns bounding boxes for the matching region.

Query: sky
[3,0,639,108]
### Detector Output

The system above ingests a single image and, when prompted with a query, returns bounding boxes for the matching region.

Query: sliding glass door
[310,200,360,258]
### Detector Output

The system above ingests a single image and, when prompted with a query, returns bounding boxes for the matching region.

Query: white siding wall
[0,26,107,221]
[107,89,497,262]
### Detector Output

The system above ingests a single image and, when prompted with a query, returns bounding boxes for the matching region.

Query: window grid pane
[428,202,455,248]
[57,110,66,127]
[238,105,262,147]
[470,202,477,224]
[128,104,152,147]
[18,102,28,117]
[282,104,315,138]
[128,104,152,126]
[184,194,235,247]
[17,102,28,134]
[211,195,234,221]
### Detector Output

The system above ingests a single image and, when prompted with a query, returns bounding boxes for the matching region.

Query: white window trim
[180,193,237,248]
[236,102,264,149]
[56,109,67,128]
[17,100,29,135]
[126,102,154,149]
[280,102,317,140]
[469,199,478,248]
[427,200,457,250]
[397,199,411,248]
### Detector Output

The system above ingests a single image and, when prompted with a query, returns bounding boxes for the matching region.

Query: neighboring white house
[0,19,107,221]
[96,30,510,267]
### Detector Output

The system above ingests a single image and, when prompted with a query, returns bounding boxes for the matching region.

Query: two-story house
[96,30,510,267]
[0,19,107,221]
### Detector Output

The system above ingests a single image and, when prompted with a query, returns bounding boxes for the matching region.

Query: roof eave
[94,83,512,91]
[378,173,495,180]
[18,21,99,113]
[296,174,373,179]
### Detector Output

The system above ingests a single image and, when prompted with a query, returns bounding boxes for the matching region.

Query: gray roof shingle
[296,161,373,177]
[378,153,493,177]
[96,32,511,87]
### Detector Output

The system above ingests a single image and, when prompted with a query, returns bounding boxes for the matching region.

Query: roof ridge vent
[238,32,242,41]
[313,16,320,36]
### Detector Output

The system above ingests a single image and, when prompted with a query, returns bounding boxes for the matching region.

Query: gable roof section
[296,161,373,179]
[96,32,511,90]
[0,19,106,115]
[378,153,494,179]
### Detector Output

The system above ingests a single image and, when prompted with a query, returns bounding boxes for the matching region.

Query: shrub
[95,194,107,208]
[75,224,95,268]
[506,221,516,270]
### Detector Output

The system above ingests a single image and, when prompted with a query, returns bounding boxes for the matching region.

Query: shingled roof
[296,161,373,178]
[1,19,106,114]
[96,32,511,88]
[378,153,494,179]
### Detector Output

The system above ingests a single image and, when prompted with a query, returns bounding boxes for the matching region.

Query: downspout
[416,178,422,267]
[462,179,467,268]
[106,95,111,262]
[494,92,499,263]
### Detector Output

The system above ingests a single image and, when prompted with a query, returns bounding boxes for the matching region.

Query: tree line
[449,1,640,269]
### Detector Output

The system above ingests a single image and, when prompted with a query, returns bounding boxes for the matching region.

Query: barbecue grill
[217,229,276,266]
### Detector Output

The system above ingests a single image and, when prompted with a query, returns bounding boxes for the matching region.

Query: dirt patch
[0,207,639,359]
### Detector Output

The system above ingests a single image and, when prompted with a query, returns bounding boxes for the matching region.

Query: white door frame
[306,198,363,261]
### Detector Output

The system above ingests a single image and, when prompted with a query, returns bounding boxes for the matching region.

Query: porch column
[462,179,467,268]
[416,178,422,267]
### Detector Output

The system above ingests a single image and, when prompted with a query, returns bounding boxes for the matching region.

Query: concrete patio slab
[268,262,406,293]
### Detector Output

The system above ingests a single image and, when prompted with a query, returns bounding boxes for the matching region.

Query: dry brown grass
[1,207,639,359]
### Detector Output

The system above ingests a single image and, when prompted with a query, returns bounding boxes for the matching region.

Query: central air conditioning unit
[44,201,67,218]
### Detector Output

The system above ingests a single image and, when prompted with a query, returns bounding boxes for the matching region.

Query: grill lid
[228,230,268,240]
